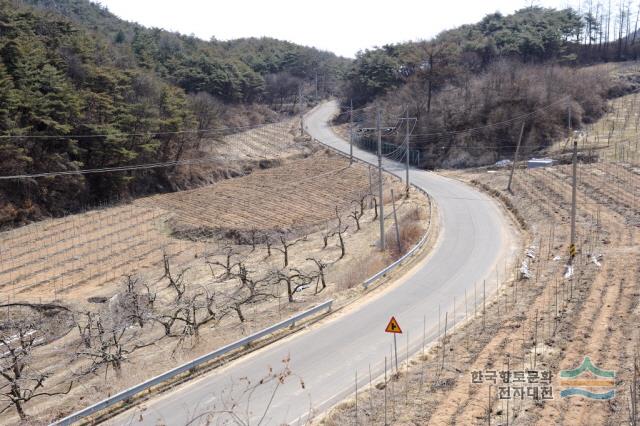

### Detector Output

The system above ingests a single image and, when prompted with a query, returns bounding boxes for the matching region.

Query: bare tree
[206,246,238,280]
[74,311,154,378]
[274,232,306,268]
[0,317,72,421]
[321,224,334,249]
[169,287,220,345]
[187,92,223,150]
[154,258,219,342]
[359,193,368,215]
[272,268,313,303]
[307,257,330,294]
[183,357,304,426]
[248,229,259,252]
[349,200,364,231]
[225,263,275,322]
[111,275,156,328]
[334,207,349,260]
[372,196,379,221]
[263,233,273,258]
[163,252,190,302]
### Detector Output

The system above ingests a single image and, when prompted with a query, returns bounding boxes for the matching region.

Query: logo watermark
[471,369,554,400]
[559,356,616,400]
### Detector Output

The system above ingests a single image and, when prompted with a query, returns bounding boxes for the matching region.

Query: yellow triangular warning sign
[385,316,402,334]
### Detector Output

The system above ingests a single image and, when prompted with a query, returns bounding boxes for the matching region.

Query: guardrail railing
[51,300,333,426]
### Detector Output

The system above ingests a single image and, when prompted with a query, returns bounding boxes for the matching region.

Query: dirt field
[211,118,310,161]
[0,145,432,424]
[0,151,382,303]
[321,161,639,425]
[143,151,378,232]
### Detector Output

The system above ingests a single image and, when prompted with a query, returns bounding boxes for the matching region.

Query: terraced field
[143,152,380,232]
[0,151,388,303]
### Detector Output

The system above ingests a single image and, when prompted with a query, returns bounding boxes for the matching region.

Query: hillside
[22,0,348,103]
[340,7,640,169]
[0,0,349,228]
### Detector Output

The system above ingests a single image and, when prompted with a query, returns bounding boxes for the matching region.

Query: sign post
[385,316,402,374]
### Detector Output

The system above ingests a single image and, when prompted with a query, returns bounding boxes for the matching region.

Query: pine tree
[0,62,17,131]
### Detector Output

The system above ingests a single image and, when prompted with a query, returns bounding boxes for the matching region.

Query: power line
[0,137,312,180]
[0,96,582,180]
[0,156,225,180]
[0,118,296,140]
[409,96,571,138]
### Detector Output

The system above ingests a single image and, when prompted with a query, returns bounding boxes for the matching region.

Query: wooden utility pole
[391,189,401,253]
[570,139,578,265]
[405,107,410,194]
[299,87,304,136]
[350,99,354,165]
[569,101,577,265]
[507,122,525,193]
[377,110,385,251]
[396,107,417,195]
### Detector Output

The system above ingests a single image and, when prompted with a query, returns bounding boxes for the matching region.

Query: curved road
[111,101,518,426]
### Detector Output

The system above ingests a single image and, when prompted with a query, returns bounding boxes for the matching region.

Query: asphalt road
[109,101,518,426]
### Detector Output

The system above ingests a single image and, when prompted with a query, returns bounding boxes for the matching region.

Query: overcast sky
[94,0,575,58]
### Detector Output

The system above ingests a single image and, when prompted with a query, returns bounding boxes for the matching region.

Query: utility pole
[349,99,354,165]
[391,189,401,253]
[507,121,525,193]
[570,138,578,264]
[377,109,385,251]
[397,107,417,196]
[405,107,410,194]
[568,100,577,265]
[299,86,304,136]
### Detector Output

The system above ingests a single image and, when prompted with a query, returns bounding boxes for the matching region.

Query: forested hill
[22,0,348,102]
[0,0,348,228]
[342,6,640,169]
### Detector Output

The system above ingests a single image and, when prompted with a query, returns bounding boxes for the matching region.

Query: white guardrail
[51,300,333,426]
